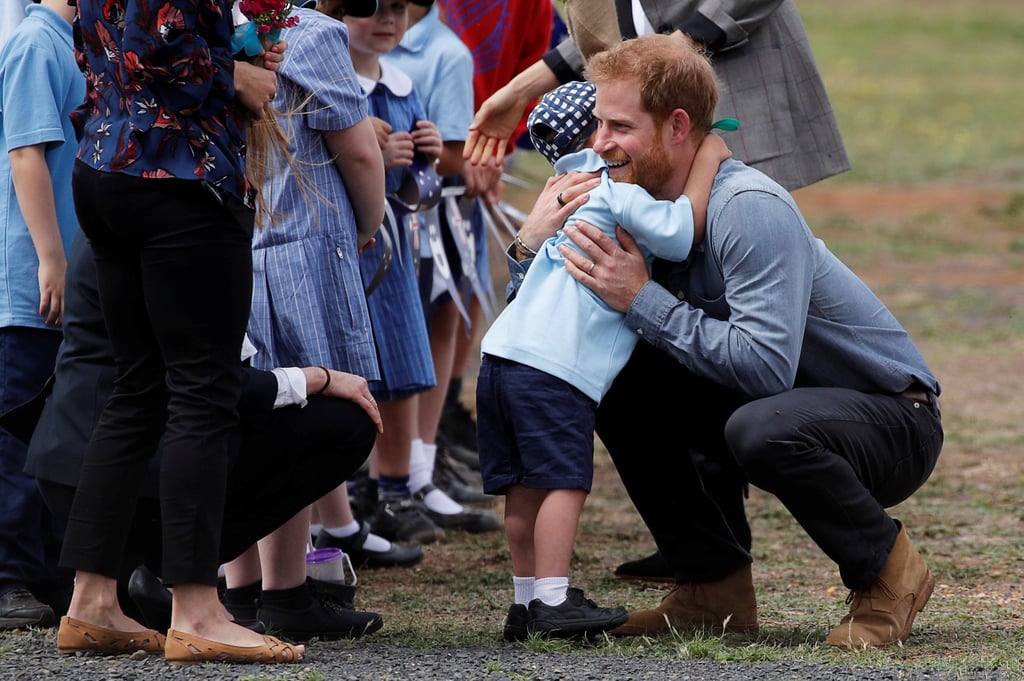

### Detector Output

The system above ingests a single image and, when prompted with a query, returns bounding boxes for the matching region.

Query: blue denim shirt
[507,159,940,400]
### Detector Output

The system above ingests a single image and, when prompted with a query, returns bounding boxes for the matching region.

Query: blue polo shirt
[0,3,84,328]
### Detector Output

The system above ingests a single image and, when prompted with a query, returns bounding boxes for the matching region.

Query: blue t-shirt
[0,3,84,328]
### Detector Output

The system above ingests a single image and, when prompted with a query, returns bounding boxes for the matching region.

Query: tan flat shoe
[164,629,302,664]
[57,615,165,655]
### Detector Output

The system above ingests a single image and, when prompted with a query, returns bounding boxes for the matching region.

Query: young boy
[0,0,83,630]
[476,80,731,640]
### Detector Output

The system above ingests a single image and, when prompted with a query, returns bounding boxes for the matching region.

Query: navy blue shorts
[476,354,597,494]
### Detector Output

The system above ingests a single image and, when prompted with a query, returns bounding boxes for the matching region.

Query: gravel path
[0,629,1008,681]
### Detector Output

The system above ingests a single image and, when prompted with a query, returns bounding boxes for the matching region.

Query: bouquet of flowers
[238,0,299,45]
[234,0,301,228]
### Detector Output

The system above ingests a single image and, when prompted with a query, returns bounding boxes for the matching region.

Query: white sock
[534,577,569,606]
[324,521,392,553]
[408,438,431,491]
[309,523,324,537]
[323,521,359,538]
[421,486,464,515]
[513,576,535,605]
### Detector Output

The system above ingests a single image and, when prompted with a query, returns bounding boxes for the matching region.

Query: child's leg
[504,485,546,578]
[533,489,587,579]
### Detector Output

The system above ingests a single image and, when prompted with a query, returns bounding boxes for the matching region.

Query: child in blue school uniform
[341,0,447,545]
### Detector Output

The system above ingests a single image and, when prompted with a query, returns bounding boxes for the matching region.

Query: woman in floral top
[56,0,302,665]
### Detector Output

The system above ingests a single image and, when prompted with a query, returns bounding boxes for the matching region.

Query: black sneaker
[527,588,627,639]
[258,583,383,641]
[439,399,478,452]
[614,550,675,583]
[370,497,445,545]
[502,603,529,642]
[314,524,424,568]
[346,467,377,521]
[436,432,480,471]
[413,485,501,533]
[0,589,56,630]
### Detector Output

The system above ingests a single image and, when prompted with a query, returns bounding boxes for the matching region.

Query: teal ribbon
[231,23,282,57]
[711,118,740,132]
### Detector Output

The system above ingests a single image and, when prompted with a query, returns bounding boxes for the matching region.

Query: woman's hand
[307,367,383,433]
[233,61,278,119]
[514,171,602,256]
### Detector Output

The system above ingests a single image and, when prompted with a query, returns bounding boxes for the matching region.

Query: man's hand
[560,222,650,313]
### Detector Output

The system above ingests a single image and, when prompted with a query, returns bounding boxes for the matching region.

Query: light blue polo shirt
[0,3,84,328]
[381,4,474,143]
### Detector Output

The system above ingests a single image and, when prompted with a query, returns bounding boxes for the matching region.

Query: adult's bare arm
[560,222,650,313]
[325,117,386,248]
[464,60,559,167]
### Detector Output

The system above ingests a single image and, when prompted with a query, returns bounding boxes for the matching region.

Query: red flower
[238,0,299,32]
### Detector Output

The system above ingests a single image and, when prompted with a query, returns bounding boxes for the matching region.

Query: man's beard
[630,140,674,196]
[611,127,674,195]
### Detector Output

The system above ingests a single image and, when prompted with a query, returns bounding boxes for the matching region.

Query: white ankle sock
[324,521,359,538]
[513,576,535,605]
[309,523,324,537]
[421,486,463,515]
[324,521,392,552]
[408,438,431,491]
[534,577,569,606]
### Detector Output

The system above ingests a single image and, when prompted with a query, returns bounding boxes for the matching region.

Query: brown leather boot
[826,522,934,649]
[611,564,758,636]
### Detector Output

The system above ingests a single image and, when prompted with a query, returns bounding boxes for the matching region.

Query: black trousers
[61,164,254,586]
[597,342,943,589]
[41,393,377,614]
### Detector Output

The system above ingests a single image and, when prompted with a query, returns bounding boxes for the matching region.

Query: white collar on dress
[357,60,413,97]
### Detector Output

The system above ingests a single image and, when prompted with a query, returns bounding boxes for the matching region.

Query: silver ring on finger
[588,261,596,275]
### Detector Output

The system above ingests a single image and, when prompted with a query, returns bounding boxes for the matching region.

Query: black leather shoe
[414,485,502,533]
[502,603,529,642]
[370,497,445,545]
[314,524,423,569]
[258,582,383,641]
[528,588,627,639]
[221,582,267,633]
[127,565,172,633]
[614,550,675,583]
[433,449,495,506]
[0,588,56,630]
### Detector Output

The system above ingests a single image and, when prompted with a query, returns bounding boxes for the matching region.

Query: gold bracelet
[311,366,331,396]
[513,234,537,257]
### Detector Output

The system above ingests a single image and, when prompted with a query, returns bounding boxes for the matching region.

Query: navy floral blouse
[72,0,252,204]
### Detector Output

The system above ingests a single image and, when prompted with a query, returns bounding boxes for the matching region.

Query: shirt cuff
[273,367,308,408]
